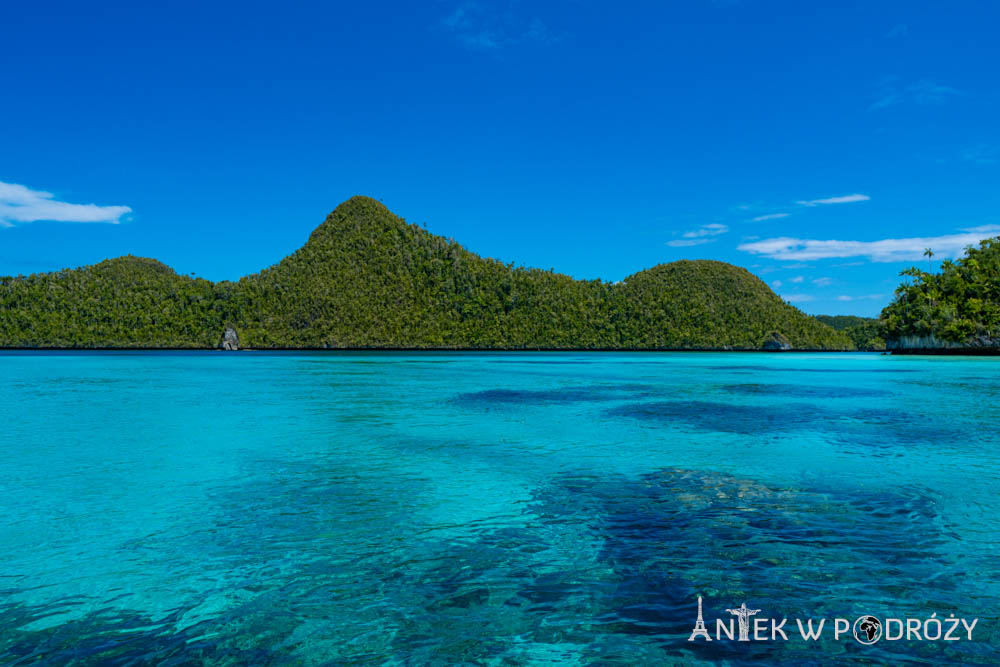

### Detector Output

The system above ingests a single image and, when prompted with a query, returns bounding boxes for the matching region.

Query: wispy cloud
[440,1,552,50]
[0,181,131,227]
[738,226,1000,263]
[772,280,782,288]
[683,223,728,238]
[870,79,963,111]
[836,294,885,302]
[743,194,868,221]
[666,223,728,247]
[790,275,804,283]
[781,293,814,303]
[796,193,870,207]
[812,276,833,287]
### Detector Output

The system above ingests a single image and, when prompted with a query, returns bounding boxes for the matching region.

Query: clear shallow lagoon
[1,351,998,664]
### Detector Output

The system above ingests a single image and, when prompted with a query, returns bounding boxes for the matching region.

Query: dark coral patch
[607,400,833,434]
[722,383,889,399]
[454,384,655,407]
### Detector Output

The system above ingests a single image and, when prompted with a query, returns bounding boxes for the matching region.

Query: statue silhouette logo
[726,602,761,641]
[688,596,712,641]
[853,615,882,644]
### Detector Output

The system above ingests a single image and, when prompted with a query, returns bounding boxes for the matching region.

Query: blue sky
[2,1,998,316]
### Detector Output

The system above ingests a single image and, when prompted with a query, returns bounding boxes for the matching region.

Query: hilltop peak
[326,196,393,223]
[304,196,409,245]
[94,256,178,275]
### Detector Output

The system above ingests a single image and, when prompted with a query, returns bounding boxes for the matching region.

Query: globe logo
[853,615,882,644]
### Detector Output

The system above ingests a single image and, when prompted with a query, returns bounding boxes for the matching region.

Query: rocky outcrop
[761,331,792,351]
[220,327,240,351]
[887,334,1000,355]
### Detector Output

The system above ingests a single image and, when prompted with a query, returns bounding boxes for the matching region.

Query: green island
[881,237,1000,353]
[0,197,848,350]
[2,196,997,353]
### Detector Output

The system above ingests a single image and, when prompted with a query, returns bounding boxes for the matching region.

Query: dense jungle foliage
[0,257,223,348]
[881,237,1000,345]
[0,197,851,350]
[814,315,886,351]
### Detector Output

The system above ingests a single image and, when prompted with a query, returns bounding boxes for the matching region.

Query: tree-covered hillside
[814,315,885,351]
[225,197,618,348]
[881,237,1000,349]
[617,261,846,349]
[0,197,851,350]
[0,257,222,348]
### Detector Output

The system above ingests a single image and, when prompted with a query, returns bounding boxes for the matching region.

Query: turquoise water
[1,351,998,664]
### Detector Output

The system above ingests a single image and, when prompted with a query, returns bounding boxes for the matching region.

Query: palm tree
[924,247,934,273]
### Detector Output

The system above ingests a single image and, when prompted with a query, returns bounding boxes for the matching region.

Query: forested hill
[0,196,851,350]
[881,237,1000,352]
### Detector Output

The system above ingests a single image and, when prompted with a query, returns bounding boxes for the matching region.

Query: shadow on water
[521,468,996,664]
[3,462,995,665]
[695,365,918,374]
[0,597,287,665]
[375,469,995,664]
[722,383,890,399]
[607,399,971,457]
[377,469,997,663]
[452,384,657,408]
[607,400,834,434]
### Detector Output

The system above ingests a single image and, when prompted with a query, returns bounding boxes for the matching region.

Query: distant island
[0,197,859,350]
[7,195,995,354]
[4,196,997,353]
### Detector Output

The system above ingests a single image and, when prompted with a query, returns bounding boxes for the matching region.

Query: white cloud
[751,213,790,222]
[737,225,1000,263]
[812,276,833,286]
[772,280,783,288]
[781,293,814,303]
[0,181,131,227]
[796,194,870,207]
[682,223,728,238]
[667,223,728,247]
[790,275,804,283]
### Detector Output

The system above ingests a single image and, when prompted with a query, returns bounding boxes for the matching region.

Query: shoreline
[0,346,887,353]
[2,347,996,355]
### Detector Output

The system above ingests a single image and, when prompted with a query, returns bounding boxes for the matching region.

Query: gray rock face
[887,334,962,351]
[887,334,999,350]
[761,331,793,351]
[220,327,240,351]
[887,333,999,353]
